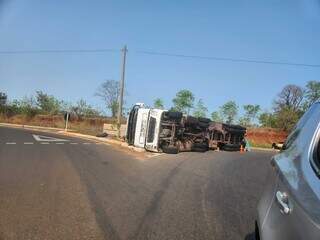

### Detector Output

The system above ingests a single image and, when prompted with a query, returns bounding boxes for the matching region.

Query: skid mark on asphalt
[63,147,121,240]
[130,160,186,239]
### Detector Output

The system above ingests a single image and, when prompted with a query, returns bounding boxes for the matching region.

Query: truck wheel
[198,117,211,123]
[162,145,179,154]
[191,143,208,152]
[185,116,199,125]
[166,111,183,120]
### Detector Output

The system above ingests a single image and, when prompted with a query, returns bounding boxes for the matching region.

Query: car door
[259,104,320,240]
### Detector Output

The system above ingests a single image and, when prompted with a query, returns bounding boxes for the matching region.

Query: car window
[313,141,320,177]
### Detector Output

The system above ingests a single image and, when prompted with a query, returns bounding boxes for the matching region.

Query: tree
[71,99,100,118]
[274,107,302,131]
[211,111,222,122]
[303,80,320,110]
[18,96,39,118]
[95,80,120,117]
[35,91,60,114]
[193,99,208,118]
[273,85,304,131]
[259,112,277,128]
[243,104,260,126]
[153,98,164,109]
[220,101,238,124]
[274,84,304,112]
[172,89,194,114]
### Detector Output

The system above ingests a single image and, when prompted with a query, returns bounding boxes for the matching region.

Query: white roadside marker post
[64,112,70,132]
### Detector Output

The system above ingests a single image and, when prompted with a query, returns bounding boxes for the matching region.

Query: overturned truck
[126,104,246,153]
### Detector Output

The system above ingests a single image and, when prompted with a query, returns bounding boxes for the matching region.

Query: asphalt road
[0,126,275,240]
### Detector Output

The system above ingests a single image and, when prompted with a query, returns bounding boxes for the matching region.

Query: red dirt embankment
[246,128,288,147]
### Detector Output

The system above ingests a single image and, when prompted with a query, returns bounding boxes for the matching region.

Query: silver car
[256,103,320,239]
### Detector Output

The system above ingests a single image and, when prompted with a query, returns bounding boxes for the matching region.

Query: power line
[135,50,320,68]
[0,47,319,68]
[0,48,119,54]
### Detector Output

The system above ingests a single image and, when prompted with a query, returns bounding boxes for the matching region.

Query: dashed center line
[24,142,34,145]
[83,142,91,145]
[70,142,78,145]
[6,142,16,145]
[40,142,50,145]
[55,142,64,145]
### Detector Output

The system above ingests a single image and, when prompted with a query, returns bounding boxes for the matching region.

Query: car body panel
[257,103,320,240]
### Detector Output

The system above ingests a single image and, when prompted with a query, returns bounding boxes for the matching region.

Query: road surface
[0,126,274,240]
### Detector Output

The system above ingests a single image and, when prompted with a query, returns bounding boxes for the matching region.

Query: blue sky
[0,0,320,116]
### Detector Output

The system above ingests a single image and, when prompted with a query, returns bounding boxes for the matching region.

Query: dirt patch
[246,128,287,147]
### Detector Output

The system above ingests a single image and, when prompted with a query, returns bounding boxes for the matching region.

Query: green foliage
[153,98,164,109]
[17,96,39,118]
[71,99,100,118]
[193,99,208,118]
[220,101,238,124]
[238,116,251,127]
[274,107,303,131]
[259,112,277,128]
[172,89,195,114]
[35,91,61,114]
[211,111,222,122]
[242,104,260,126]
[303,80,320,110]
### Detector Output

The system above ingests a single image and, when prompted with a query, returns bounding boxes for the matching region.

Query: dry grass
[0,114,121,136]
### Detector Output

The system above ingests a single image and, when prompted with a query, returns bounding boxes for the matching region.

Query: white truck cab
[126,104,166,152]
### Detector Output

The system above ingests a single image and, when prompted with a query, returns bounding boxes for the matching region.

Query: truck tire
[198,117,211,123]
[191,143,208,152]
[162,145,179,154]
[198,121,209,128]
[166,111,183,120]
[185,116,199,125]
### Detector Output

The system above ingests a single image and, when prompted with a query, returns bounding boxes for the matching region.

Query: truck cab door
[145,109,164,152]
[133,108,150,148]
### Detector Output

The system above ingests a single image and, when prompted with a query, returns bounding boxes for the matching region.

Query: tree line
[153,81,320,131]
[1,80,319,131]
[0,90,101,119]
[0,80,122,119]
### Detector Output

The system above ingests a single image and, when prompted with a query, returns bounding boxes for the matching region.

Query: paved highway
[0,126,274,240]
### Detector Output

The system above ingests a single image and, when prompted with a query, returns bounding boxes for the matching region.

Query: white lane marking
[83,142,91,145]
[55,142,64,145]
[24,142,34,145]
[32,134,69,142]
[40,142,50,145]
[6,142,16,145]
[70,142,78,145]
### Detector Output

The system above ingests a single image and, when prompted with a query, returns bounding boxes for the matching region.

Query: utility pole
[117,45,127,138]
